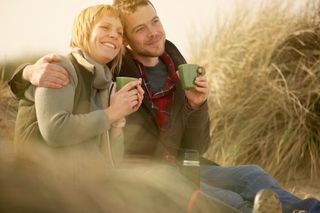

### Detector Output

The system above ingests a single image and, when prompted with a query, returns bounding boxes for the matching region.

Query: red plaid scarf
[135,52,179,131]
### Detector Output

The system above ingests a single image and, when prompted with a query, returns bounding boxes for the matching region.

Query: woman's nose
[109,30,119,39]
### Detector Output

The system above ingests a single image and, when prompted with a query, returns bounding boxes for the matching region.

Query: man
[114,0,210,161]
[8,1,320,213]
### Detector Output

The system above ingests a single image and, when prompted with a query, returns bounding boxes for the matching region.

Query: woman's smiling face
[88,15,123,65]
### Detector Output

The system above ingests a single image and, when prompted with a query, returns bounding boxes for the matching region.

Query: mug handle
[197,66,205,76]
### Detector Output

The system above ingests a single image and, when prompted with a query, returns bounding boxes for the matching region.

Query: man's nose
[147,27,158,38]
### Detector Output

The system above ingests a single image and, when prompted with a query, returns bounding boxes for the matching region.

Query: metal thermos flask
[179,149,200,189]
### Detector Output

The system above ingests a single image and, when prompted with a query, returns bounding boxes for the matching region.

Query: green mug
[116,77,138,91]
[178,64,203,90]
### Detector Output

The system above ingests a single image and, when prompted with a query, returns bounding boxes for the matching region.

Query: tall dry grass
[189,0,320,182]
[0,63,18,143]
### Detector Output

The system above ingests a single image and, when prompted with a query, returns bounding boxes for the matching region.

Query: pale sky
[0,0,307,60]
[0,0,240,60]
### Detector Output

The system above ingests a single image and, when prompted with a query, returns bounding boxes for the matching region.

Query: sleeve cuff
[185,97,208,112]
[95,109,112,131]
[111,118,126,128]
[8,63,31,99]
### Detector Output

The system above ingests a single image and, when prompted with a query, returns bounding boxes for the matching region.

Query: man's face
[123,4,166,58]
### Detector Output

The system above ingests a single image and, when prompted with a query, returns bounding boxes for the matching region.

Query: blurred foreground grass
[0,0,320,200]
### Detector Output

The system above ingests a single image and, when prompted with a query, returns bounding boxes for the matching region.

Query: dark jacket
[8,40,211,159]
[117,40,211,158]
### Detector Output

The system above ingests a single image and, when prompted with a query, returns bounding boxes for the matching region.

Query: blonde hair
[70,4,124,72]
[112,0,155,34]
[113,0,153,13]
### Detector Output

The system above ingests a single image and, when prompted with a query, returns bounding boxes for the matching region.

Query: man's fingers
[193,81,207,89]
[45,64,69,78]
[194,87,208,94]
[42,64,69,84]
[45,82,64,89]
[47,55,63,63]
[38,54,63,64]
[36,80,64,89]
[195,76,207,82]
[35,75,69,88]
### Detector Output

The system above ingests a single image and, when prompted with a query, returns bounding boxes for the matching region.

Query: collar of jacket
[72,49,112,90]
[116,40,187,130]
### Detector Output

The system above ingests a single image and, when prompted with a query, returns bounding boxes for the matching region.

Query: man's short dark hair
[112,0,155,36]
[113,0,154,13]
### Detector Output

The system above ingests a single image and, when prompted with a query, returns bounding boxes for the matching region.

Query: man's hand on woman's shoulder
[23,54,69,88]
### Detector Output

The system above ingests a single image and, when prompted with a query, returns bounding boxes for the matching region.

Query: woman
[14,4,144,177]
